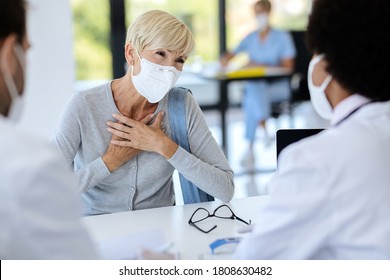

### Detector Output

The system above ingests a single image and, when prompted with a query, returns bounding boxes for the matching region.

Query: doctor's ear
[0,34,19,73]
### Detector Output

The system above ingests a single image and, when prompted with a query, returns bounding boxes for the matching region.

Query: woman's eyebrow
[167,49,184,56]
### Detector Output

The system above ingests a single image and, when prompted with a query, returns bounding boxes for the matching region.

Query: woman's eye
[176,58,185,64]
[156,51,166,57]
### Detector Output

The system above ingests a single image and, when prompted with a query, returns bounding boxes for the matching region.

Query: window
[71,0,112,80]
[226,0,311,50]
[125,0,218,65]
[71,0,311,81]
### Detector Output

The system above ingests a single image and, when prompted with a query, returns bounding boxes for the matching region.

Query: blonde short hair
[126,10,194,57]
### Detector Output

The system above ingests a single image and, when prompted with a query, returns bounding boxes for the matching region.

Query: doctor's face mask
[131,51,181,103]
[307,54,333,120]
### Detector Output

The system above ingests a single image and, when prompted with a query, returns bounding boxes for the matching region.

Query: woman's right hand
[102,113,155,172]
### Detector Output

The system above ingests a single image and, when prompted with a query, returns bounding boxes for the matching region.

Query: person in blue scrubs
[221,0,296,167]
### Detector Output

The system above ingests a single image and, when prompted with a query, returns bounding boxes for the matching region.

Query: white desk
[82,195,270,260]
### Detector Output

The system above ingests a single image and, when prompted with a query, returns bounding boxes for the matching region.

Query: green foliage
[71,0,112,80]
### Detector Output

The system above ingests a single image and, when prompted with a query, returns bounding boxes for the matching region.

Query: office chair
[271,30,312,122]
[290,30,312,104]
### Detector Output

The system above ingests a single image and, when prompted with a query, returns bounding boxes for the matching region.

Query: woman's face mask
[131,52,181,103]
[1,43,26,122]
[307,54,333,120]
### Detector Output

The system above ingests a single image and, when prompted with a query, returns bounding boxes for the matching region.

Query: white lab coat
[234,96,390,259]
[0,116,98,259]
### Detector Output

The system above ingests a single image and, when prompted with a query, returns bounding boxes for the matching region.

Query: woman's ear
[124,42,135,66]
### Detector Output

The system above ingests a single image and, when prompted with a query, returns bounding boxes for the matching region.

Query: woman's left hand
[106,111,178,159]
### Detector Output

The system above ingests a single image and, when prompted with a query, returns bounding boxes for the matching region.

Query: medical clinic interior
[3,0,389,262]
[23,0,320,202]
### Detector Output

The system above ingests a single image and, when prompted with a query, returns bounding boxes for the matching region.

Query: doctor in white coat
[0,0,98,259]
[234,0,390,259]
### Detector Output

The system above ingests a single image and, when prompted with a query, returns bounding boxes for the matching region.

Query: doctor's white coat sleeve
[233,145,333,260]
[0,145,99,260]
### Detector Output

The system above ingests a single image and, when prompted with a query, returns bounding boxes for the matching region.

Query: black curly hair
[0,0,26,43]
[306,0,390,101]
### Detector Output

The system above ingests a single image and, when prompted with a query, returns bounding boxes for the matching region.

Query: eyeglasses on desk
[188,204,251,234]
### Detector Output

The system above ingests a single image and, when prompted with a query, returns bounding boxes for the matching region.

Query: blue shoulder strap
[168,87,215,204]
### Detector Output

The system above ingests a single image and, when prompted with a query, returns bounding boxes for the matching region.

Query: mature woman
[55,10,234,215]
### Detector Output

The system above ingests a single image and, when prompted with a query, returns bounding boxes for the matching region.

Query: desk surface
[82,195,269,260]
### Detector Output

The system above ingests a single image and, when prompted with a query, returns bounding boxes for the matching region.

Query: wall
[20,0,74,141]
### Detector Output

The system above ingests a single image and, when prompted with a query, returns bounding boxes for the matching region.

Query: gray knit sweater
[54,82,234,215]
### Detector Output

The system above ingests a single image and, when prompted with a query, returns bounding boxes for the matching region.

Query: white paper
[98,228,166,260]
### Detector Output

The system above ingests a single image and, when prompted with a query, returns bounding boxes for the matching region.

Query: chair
[271,30,312,121]
[289,30,312,104]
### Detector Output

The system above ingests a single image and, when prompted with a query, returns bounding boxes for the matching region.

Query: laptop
[276,128,324,163]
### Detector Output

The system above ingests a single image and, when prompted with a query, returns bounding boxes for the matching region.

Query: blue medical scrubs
[233,28,296,141]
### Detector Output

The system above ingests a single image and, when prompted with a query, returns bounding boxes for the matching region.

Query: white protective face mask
[256,14,269,32]
[1,44,25,122]
[307,54,333,120]
[132,53,181,103]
